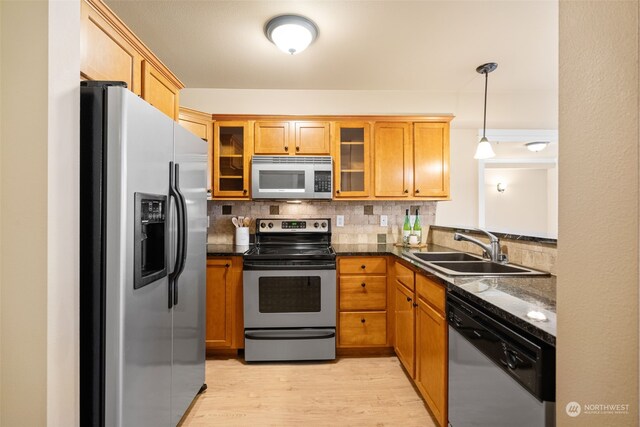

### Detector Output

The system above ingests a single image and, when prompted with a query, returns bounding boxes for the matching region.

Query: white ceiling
[105,0,558,93]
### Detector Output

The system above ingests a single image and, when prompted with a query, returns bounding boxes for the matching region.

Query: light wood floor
[179,356,436,427]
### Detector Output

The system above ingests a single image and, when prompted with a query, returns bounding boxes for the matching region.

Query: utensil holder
[235,227,250,246]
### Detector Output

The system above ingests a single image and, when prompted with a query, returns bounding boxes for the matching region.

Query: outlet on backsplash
[207,200,437,245]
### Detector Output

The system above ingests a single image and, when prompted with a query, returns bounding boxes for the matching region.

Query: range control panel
[256,218,331,233]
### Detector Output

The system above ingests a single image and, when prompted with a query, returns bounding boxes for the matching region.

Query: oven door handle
[245,329,336,340]
[243,261,336,270]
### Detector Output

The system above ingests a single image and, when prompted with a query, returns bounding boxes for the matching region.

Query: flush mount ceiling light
[474,62,498,160]
[265,15,318,55]
[496,182,507,193]
[525,141,550,152]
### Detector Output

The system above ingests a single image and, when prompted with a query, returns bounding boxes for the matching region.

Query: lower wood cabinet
[414,273,448,427]
[206,256,243,350]
[393,260,448,427]
[394,280,416,377]
[337,256,391,349]
[416,295,447,427]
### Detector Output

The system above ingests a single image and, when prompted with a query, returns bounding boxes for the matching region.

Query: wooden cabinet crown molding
[211,114,454,123]
[83,0,184,91]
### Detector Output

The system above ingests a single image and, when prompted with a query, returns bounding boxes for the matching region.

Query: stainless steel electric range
[243,218,336,362]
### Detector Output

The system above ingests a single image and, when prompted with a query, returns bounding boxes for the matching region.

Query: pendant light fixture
[265,15,318,55]
[474,62,498,160]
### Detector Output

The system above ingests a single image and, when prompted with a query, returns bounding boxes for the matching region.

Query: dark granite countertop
[208,241,557,346]
[335,243,556,345]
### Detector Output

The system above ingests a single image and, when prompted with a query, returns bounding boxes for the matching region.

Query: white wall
[484,168,548,235]
[180,88,558,129]
[434,128,478,227]
[0,1,80,426]
[558,1,638,425]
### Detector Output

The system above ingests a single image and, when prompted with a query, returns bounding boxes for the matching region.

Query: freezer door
[170,123,207,425]
[104,87,174,427]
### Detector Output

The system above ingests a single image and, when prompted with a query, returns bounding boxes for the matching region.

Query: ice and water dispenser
[134,193,167,289]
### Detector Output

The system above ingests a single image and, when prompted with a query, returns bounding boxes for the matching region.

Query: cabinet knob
[413,303,418,308]
[284,146,289,151]
[406,296,412,302]
[296,146,300,151]
[224,263,230,268]
[361,318,366,323]
[243,189,247,194]
[361,265,366,269]
[404,189,409,193]
[361,282,366,288]
[415,189,420,194]
[336,190,341,194]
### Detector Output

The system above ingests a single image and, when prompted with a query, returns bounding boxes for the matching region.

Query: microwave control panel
[314,171,332,193]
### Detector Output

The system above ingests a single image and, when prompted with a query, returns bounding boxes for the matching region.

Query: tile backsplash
[207,200,436,245]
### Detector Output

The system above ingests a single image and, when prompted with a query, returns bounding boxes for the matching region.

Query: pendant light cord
[483,71,488,139]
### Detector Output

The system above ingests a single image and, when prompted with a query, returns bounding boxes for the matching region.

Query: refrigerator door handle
[168,161,185,309]
[173,163,188,306]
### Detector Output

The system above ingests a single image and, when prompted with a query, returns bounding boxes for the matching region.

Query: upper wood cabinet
[254,121,290,154]
[178,107,213,197]
[80,0,184,120]
[334,122,371,198]
[254,121,331,155]
[373,121,451,199]
[373,122,412,197]
[213,121,251,199]
[413,123,450,197]
[295,122,331,154]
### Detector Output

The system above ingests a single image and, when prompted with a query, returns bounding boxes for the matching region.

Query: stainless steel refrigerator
[80,82,207,426]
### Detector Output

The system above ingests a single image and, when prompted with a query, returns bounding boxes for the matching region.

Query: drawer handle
[361,265,366,269]
[361,282,366,288]
[406,296,412,302]
[415,189,420,194]
[225,263,230,268]
[361,318,366,323]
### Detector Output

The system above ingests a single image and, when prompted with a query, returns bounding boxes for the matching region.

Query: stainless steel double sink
[403,251,550,277]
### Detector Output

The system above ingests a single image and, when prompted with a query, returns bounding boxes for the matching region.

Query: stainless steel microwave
[251,155,333,200]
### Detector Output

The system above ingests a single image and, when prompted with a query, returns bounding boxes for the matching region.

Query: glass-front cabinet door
[334,122,370,198]
[213,121,250,198]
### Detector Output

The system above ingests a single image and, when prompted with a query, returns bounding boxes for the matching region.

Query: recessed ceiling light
[265,15,318,55]
[525,141,550,152]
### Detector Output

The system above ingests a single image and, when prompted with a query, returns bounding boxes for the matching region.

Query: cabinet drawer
[340,276,387,310]
[339,257,387,275]
[395,261,415,291]
[339,312,387,346]
[416,274,445,314]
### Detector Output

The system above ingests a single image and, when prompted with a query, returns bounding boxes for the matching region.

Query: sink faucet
[453,229,507,263]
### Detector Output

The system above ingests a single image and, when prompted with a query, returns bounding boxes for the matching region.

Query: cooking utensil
[231,217,239,228]
[243,217,251,227]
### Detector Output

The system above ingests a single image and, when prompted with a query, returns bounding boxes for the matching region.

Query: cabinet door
[206,258,233,348]
[295,121,331,154]
[213,121,250,198]
[141,61,180,120]
[179,108,213,197]
[80,0,142,94]
[334,122,370,197]
[414,122,450,197]
[395,282,416,377]
[254,121,290,154]
[373,122,412,197]
[416,298,448,427]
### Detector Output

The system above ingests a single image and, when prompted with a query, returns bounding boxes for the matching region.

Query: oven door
[243,268,336,329]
